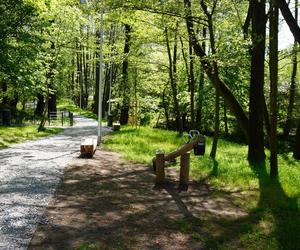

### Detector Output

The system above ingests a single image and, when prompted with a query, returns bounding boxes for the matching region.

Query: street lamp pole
[80,0,104,145]
[98,9,104,145]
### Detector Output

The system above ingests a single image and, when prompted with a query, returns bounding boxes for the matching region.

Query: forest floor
[29,149,249,250]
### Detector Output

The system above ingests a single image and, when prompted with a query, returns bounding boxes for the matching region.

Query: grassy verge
[103,125,300,249]
[57,99,98,120]
[0,125,62,149]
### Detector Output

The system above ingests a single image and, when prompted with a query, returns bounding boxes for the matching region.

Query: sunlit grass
[58,99,98,120]
[0,125,62,149]
[103,125,300,199]
[102,125,300,249]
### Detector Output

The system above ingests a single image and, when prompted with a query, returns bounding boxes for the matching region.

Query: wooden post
[155,153,165,185]
[180,152,190,188]
[69,112,73,127]
[61,111,64,127]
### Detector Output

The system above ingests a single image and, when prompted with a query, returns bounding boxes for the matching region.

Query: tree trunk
[196,28,206,129]
[162,87,170,128]
[35,93,45,117]
[248,0,266,164]
[224,100,229,137]
[210,89,220,159]
[269,0,279,177]
[120,24,131,125]
[189,35,196,129]
[278,0,300,44]
[184,0,249,141]
[293,117,300,159]
[165,25,183,134]
[283,0,298,138]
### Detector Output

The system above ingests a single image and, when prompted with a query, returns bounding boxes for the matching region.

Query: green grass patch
[103,125,300,249]
[58,99,98,120]
[0,125,62,149]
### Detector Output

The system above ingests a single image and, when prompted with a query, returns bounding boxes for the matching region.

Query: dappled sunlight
[30,150,252,249]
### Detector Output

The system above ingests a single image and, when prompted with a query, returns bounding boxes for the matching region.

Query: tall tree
[165,25,183,134]
[248,0,266,164]
[269,0,279,176]
[120,24,132,125]
[184,0,250,141]
[283,0,298,138]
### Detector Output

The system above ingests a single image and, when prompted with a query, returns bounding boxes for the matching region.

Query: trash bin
[107,114,113,127]
[2,109,11,125]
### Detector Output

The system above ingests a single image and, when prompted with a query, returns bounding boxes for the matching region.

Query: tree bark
[196,27,206,129]
[224,100,229,137]
[210,89,220,159]
[248,0,266,164]
[293,117,300,159]
[165,25,183,134]
[189,35,196,129]
[278,0,300,44]
[35,93,45,117]
[120,24,131,125]
[283,0,298,138]
[269,0,279,177]
[162,87,170,129]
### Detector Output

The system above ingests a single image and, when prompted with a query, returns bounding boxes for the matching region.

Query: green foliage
[0,125,62,149]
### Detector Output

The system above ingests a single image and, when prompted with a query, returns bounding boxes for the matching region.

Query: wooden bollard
[180,152,190,188]
[155,153,165,185]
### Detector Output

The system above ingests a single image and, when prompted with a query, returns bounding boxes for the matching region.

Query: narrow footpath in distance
[0,116,110,249]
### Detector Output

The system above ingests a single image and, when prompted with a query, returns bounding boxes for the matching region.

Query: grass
[0,125,62,149]
[57,99,98,120]
[103,125,300,249]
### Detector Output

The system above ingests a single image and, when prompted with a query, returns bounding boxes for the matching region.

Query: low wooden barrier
[153,134,205,188]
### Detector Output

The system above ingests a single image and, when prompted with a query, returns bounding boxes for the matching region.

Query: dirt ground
[29,150,248,250]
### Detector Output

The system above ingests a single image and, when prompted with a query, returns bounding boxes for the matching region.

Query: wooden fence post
[180,152,190,188]
[155,153,165,185]
[69,112,73,126]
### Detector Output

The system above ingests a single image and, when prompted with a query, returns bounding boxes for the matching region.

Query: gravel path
[0,116,111,249]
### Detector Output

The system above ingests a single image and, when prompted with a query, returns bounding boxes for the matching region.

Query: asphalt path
[0,116,110,249]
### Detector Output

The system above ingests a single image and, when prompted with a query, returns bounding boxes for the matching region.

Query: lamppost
[80,0,104,144]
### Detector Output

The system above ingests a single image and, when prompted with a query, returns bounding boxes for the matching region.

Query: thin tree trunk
[224,100,229,137]
[196,27,206,129]
[200,0,220,156]
[293,117,300,159]
[210,89,220,158]
[278,0,300,44]
[120,24,131,125]
[283,0,298,138]
[165,25,183,134]
[189,35,196,129]
[269,0,279,177]
[162,86,170,128]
